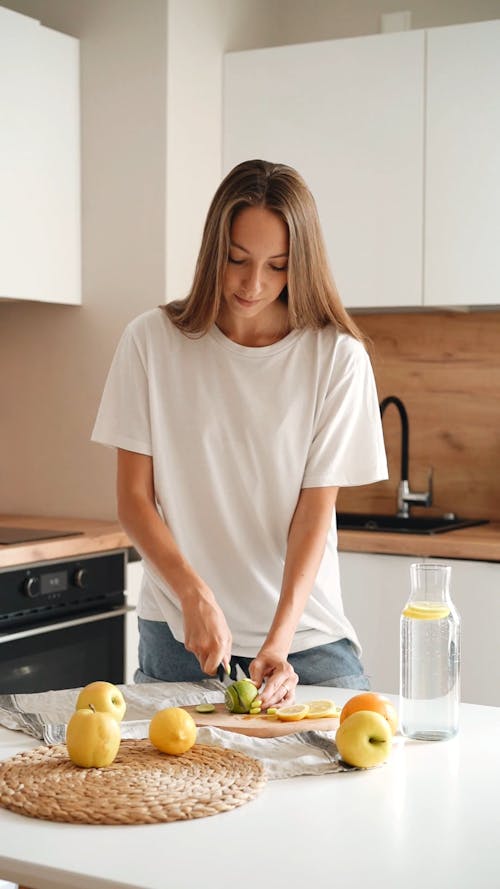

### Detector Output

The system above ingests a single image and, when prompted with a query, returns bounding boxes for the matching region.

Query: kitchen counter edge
[0,516,132,569]
[338,521,500,562]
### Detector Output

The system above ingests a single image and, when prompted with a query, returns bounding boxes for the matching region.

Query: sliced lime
[224,680,258,713]
[195,703,215,713]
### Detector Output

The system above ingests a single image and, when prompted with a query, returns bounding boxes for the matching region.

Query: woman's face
[221,206,289,323]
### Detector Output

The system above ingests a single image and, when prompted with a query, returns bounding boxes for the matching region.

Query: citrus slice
[195,703,215,713]
[403,602,450,620]
[305,699,337,719]
[275,704,310,722]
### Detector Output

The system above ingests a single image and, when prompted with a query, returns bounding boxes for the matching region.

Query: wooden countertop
[0,515,131,568]
[1,515,499,568]
[338,520,500,562]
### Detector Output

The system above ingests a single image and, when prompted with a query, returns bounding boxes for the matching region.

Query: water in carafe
[400,563,460,740]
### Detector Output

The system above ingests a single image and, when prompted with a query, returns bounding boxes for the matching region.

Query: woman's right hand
[181,585,232,676]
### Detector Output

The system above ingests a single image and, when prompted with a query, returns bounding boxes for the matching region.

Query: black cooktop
[0,527,84,545]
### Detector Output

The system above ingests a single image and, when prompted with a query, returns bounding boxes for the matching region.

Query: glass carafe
[400,563,461,740]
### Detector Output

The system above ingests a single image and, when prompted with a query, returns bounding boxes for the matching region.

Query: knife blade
[217,661,232,687]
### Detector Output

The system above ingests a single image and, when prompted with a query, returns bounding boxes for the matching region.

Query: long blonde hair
[164,159,365,342]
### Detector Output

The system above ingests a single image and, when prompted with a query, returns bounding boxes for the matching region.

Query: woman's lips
[235,294,259,307]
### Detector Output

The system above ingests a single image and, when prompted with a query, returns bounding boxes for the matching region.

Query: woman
[92,159,387,709]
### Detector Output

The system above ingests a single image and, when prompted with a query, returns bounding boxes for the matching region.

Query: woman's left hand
[249,648,298,709]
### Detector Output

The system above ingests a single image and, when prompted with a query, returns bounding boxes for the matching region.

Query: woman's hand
[181,585,232,677]
[249,647,298,709]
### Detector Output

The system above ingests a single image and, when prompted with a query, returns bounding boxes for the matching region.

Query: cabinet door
[0,7,42,302]
[36,25,81,305]
[425,20,500,306]
[430,558,500,707]
[0,7,80,305]
[339,551,417,694]
[224,32,424,309]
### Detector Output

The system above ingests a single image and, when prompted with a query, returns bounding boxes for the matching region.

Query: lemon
[149,707,197,755]
[275,704,310,722]
[402,602,451,620]
[305,700,338,719]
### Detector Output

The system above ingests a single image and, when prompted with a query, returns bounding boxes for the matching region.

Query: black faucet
[380,395,433,519]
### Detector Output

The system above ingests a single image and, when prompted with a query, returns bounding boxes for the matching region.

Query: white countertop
[1,686,499,889]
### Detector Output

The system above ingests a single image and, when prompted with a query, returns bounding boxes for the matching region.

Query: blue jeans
[134,617,370,690]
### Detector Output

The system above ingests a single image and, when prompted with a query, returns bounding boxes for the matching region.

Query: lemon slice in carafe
[402,601,451,620]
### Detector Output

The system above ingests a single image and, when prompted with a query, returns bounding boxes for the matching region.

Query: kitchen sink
[336,513,489,535]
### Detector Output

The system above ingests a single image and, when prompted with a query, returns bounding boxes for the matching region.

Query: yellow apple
[66,706,121,768]
[76,680,126,722]
[335,709,393,768]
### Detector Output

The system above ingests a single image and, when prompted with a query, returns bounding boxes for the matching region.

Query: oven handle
[0,606,134,644]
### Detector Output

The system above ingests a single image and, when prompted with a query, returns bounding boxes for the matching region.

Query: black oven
[0,550,128,694]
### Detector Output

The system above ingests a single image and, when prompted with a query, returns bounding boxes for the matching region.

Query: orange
[149,707,197,755]
[339,692,398,735]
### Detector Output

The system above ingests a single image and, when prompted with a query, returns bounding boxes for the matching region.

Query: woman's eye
[228,256,244,265]
[270,264,288,273]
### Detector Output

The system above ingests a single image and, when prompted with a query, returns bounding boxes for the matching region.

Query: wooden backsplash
[336,310,500,521]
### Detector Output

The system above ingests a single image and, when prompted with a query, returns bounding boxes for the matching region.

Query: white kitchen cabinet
[429,557,500,708]
[339,551,500,707]
[339,551,415,694]
[0,6,81,305]
[224,20,500,310]
[125,559,143,684]
[224,31,424,310]
[425,20,500,307]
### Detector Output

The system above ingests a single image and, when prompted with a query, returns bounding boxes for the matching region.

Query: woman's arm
[250,485,338,707]
[116,448,232,675]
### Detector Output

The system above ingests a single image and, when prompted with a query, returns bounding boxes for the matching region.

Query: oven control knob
[73,568,88,589]
[24,575,40,598]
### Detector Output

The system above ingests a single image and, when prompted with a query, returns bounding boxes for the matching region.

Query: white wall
[165,0,277,301]
[0,0,168,520]
[264,0,500,42]
[1,0,498,521]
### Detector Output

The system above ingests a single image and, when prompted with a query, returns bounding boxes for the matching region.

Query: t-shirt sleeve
[302,335,388,488]
[91,323,152,455]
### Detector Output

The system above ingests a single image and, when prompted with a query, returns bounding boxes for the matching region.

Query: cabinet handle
[0,606,134,644]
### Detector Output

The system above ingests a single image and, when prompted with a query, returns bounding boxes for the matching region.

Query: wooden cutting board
[184,703,339,738]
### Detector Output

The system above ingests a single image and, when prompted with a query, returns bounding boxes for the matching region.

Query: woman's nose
[242,265,263,295]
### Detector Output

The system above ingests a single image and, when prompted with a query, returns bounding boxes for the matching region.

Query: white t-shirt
[92,308,387,656]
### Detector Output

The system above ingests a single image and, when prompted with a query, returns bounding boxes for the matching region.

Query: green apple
[335,709,393,768]
[76,680,126,722]
[224,679,260,713]
[66,706,121,768]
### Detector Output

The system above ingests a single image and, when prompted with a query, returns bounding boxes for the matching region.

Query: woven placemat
[0,739,267,824]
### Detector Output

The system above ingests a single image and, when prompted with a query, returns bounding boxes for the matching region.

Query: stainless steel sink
[336,513,489,535]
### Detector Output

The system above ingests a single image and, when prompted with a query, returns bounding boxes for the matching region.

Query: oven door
[0,606,130,694]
